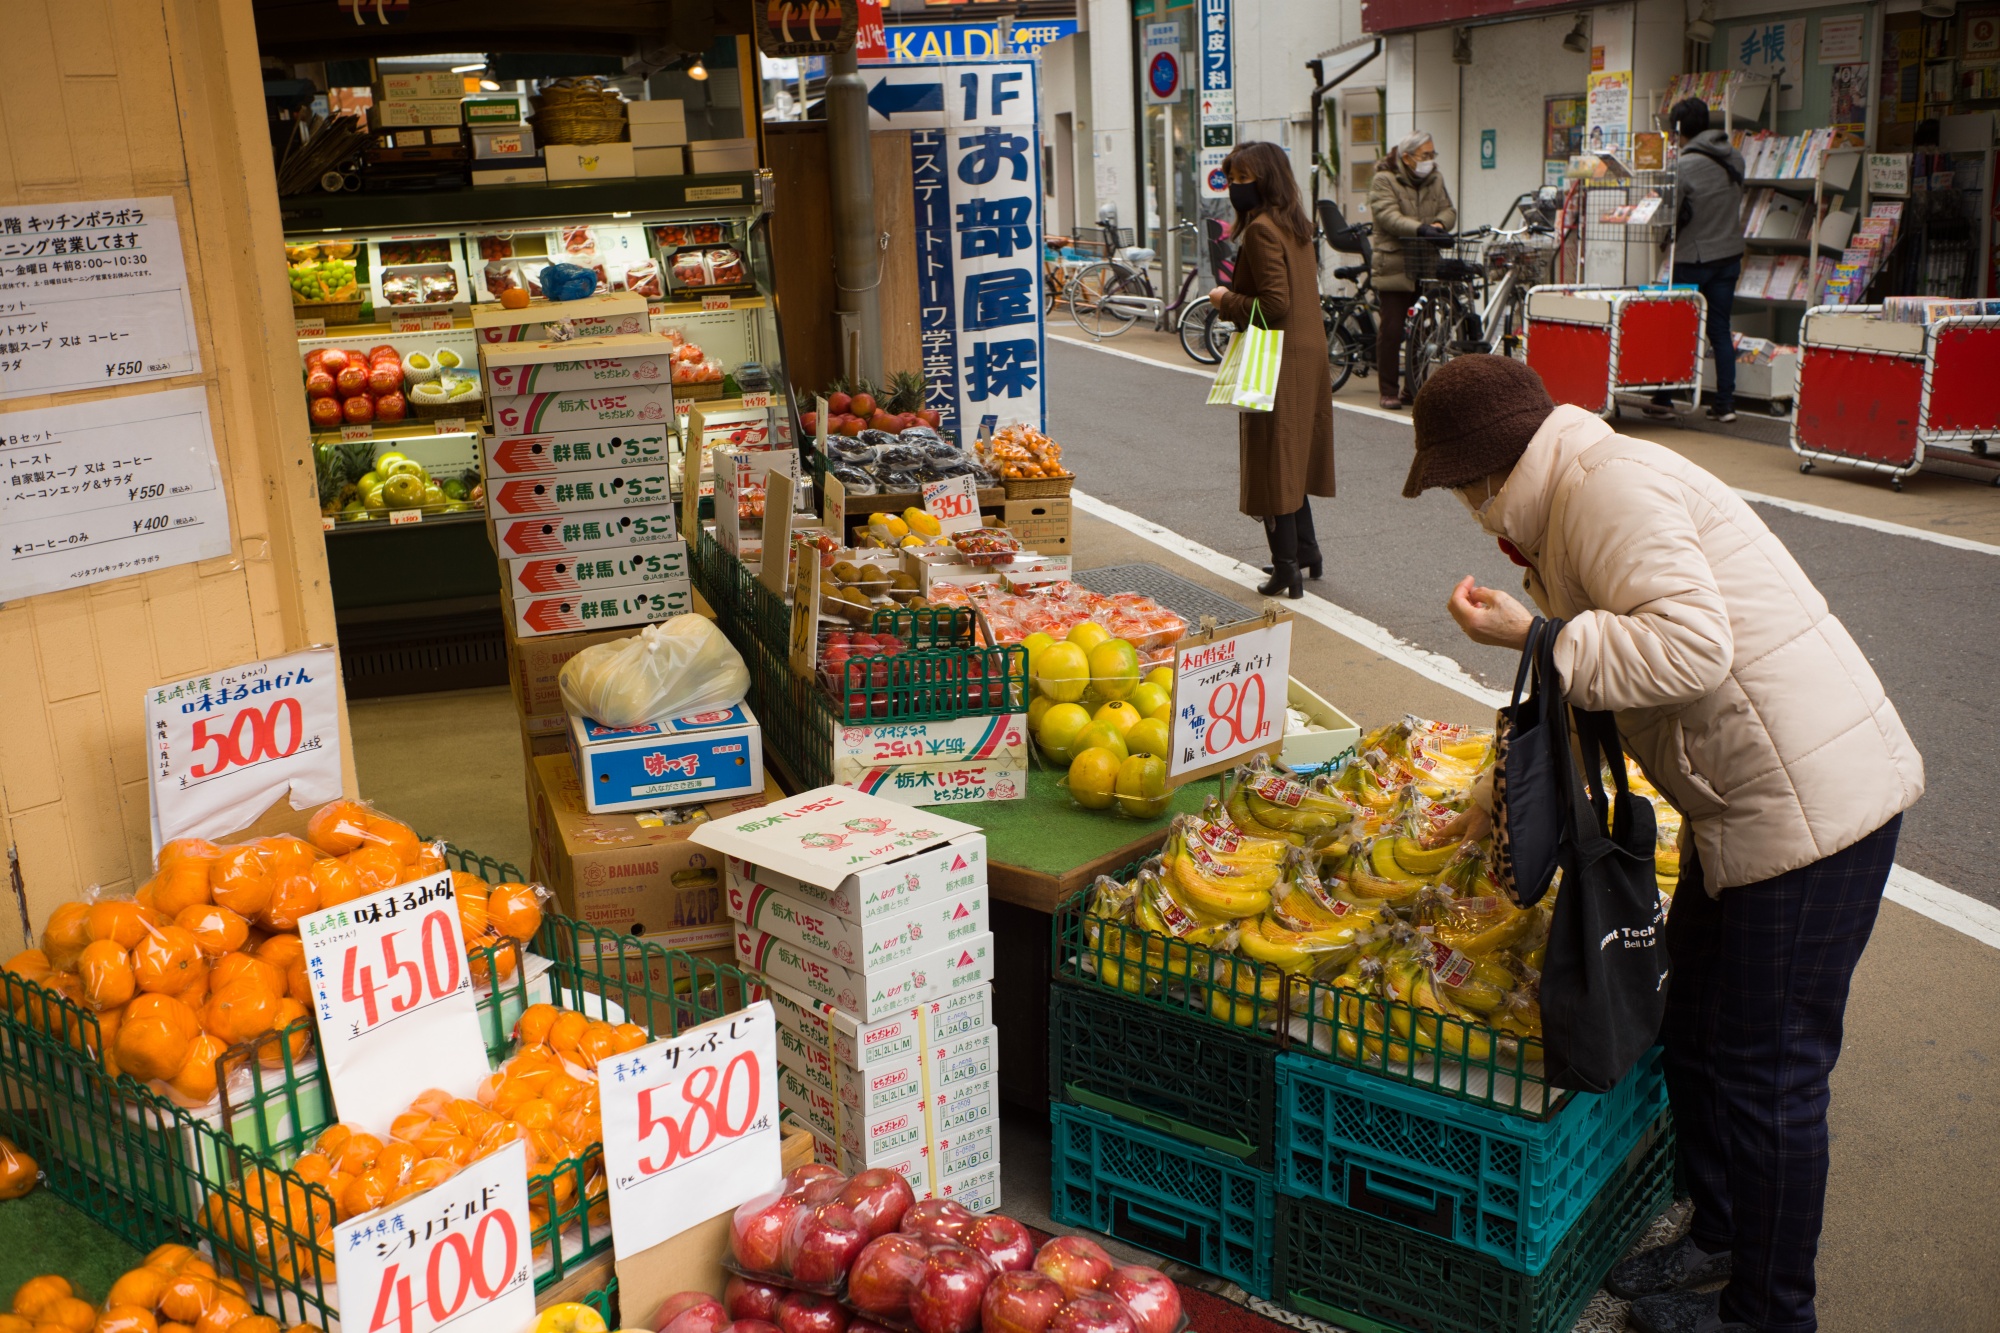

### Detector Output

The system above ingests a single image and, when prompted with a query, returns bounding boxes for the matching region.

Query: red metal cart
[1792,304,2000,490]
[1523,285,1706,418]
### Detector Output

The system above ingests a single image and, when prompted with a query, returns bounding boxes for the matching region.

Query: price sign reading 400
[600,1000,782,1258]
[1167,619,1293,779]
[299,872,493,1133]
[334,1139,536,1333]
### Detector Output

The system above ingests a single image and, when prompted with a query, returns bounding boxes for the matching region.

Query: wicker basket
[674,381,725,401]
[531,89,628,146]
[1002,473,1074,499]
[411,392,483,422]
[293,299,366,325]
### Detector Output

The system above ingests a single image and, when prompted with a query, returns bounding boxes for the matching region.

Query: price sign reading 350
[920,474,983,535]
[600,1000,782,1258]
[299,872,493,1132]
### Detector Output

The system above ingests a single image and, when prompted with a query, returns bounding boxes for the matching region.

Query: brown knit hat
[1401,354,1556,498]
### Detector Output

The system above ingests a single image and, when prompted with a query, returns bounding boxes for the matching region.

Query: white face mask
[1455,477,1496,522]
[1412,159,1437,179]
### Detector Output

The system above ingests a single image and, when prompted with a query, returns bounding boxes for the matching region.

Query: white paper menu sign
[0,387,231,600]
[601,1001,782,1257]
[299,873,493,1132]
[1168,618,1293,779]
[145,647,343,852]
[333,1140,535,1333]
[685,785,979,889]
[0,196,201,399]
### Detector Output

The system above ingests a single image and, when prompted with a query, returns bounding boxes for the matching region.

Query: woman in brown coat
[1208,141,1335,600]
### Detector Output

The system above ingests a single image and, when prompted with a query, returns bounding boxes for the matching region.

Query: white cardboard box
[766,980,993,1070]
[471,291,649,343]
[487,466,675,516]
[688,139,758,173]
[567,704,764,812]
[507,543,689,598]
[471,126,537,160]
[830,714,1029,770]
[733,924,993,1021]
[834,755,1027,807]
[492,383,674,437]
[481,331,678,395]
[492,505,678,558]
[473,166,548,187]
[509,580,692,638]
[721,832,988,927]
[627,98,688,126]
[725,877,988,973]
[634,143,687,171]
[483,421,672,475]
[547,142,635,181]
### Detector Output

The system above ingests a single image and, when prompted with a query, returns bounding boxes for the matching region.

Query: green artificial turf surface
[948,767,1219,877]
[0,1190,143,1305]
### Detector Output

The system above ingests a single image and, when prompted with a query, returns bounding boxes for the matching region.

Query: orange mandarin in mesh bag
[612,1022,649,1054]
[362,817,420,865]
[546,1010,587,1055]
[208,846,273,917]
[210,952,284,998]
[454,880,490,945]
[306,859,364,911]
[254,935,304,973]
[204,980,279,1046]
[107,1269,167,1312]
[256,875,319,933]
[256,999,310,1069]
[340,846,403,894]
[146,861,214,917]
[512,1003,557,1047]
[486,883,543,943]
[87,901,155,950]
[408,1087,453,1118]
[375,1140,420,1186]
[43,1300,94,1333]
[11,1279,70,1320]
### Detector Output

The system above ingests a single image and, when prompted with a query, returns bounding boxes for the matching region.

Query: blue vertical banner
[865,58,1046,436]
[1200,0,1232,95]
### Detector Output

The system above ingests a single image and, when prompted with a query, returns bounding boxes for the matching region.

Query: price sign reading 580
[299,873,493,1132]
[600,1001,782,1258]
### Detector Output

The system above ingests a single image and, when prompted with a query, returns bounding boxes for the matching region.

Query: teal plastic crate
[1049,1102,1275,1296]
[1274,1046,1667,1273]
[1273,1108,1675,1333]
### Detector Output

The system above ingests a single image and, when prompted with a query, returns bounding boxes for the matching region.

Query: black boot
[1257,561,1303,599]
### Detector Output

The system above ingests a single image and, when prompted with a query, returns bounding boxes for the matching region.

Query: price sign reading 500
[187,699,307,778]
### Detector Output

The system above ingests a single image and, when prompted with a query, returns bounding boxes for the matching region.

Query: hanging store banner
[864,59,1045,437]
[1197,0,1234,195]
[882,20,1077,62]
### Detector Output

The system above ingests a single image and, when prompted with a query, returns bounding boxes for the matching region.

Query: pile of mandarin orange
[3,1248,318,1333]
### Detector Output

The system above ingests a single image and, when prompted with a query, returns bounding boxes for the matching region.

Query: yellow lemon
[1087,639,1141,700]
[1068,748,1123,810]
[1034,642,1089,703]
[1067,622,1112,654]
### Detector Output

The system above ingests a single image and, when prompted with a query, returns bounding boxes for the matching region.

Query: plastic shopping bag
[1207,299,1282,412]
[558,615,751,727]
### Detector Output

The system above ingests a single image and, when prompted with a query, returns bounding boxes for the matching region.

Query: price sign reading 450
[600,1000,782,1258]
[299,872,493,1133]
[335,1140,536,1333]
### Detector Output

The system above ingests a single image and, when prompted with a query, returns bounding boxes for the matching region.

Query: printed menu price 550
[300,873,492,1131]
[600,1000,782,1257]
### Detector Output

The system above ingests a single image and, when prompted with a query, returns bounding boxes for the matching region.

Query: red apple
[309,396,343,429]
[367,345,399,362]
[373,391,407,423]
[341,394,374,424]
[657,1294,715,1325]
[335,365,368,397]
[368,365,402,396]
[723,1323,783,1333]
[1046,1298,1135,1333]
[658,1296,730,1333]
[850,392,877,418]
[919,409,942,428]
[850,1323,898,1333]
[777,1294,848,1333]
[901,1199,977,1246]
[341,347,367,367]
[800,411,818,435]
[827,391,852,415]
[305,369,336,399]
[981,1274,1067,1333]
[911,1246,996,1333]
[318,348,349,374]
[965,1217,1034,1274]
[731,1190,807,1275]
[1033,1237,1113,1300]
[304,349,329,372]
[784,1164,843,1195]
[724,1278,785,1323]
[836,1168,917,1240]
[847,1234,929,1319]
[1103,1269,1179,1333]
[789,1204,867,1286]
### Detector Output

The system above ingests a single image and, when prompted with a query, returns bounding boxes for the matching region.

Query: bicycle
[1067,219,1230,362]
[1042,234,1081,316]
[1315,200,1379,394]
[1399,203,1554,395]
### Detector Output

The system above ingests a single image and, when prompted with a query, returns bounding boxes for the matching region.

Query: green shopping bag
[1206,299,1283,412]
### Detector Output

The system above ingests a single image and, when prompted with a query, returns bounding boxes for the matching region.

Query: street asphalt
[1045,336,1996,907]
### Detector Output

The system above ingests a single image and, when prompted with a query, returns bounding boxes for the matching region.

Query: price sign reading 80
[601,1001,782,1259]
[1168,619,1293,779]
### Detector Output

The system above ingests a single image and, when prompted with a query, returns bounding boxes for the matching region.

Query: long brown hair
[1222,140,1313,244]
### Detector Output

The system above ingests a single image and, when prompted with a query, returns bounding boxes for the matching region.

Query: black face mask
[1229,181,1262,213]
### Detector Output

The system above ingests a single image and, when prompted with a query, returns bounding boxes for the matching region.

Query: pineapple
[313,442,345,510]
[339,437,375,484]
[884,369,926,415]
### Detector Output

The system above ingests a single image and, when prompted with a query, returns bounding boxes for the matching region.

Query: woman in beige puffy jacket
[1405,355,1923,1333]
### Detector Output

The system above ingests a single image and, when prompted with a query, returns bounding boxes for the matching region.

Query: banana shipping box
[836,756,1026,807]
[493,505,678,557]
[508,543,689,599]
[487,466,676,516]
[481,332,678,395]
[483,424,673,476]
[732,924,994,1022]
[510,580,692,638]
[528,752,779,940]
[472,291,648,344]
[567,704,763,813]
[725,876,988,973]
[492,383,674,437]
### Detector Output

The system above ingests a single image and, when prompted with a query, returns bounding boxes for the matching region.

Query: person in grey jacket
[1647,98,1745,423]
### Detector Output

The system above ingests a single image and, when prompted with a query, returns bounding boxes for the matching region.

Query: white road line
[1073,484,1996,951]
[1053,333,1999,556]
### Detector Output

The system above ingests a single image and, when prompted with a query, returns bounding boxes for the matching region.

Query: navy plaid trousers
[1661,814,1901,1333]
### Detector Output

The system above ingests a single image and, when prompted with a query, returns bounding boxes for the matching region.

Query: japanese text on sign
[334,1141,535,1333]
[0,196,200,399]
[920,474,982,534]
[601,1001,781,1257]
[299,873,493,1131]
[146,646,342,851]
[1168,619,1291,778]
[867,60,1044,438]
[1200,0,1234,94]
[3,386,231,601]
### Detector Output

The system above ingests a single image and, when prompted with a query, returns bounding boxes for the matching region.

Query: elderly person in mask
[1368,132,1456,410]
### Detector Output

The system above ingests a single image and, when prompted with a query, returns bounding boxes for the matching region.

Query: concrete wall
[1455,14,1593,229]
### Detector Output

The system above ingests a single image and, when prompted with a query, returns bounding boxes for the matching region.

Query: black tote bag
[1539,701,1671,1092]
[1489,618,1566,908]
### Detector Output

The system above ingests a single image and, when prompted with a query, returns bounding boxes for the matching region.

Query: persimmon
[209,953,283,997]
[115,994,201,1081]
[87,901,153,950]
[255,999,310,1069]
[305,799,370,856]
[257,875,319,933]
[486,883,543,943]
[132,926,203,994]
[0,1137,36,1199]
[93,1307,156,1333]
[78,940,137,1010]
[106,1268,168,1311]
[40,904,92,970]
[175,905,248,959]
[306,859,363,911]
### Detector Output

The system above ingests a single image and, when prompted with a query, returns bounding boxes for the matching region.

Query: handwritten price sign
[145,647,342,852]
[1168,618,1292,779]
[600,1000,782,1258]
[920,474,983,535]
[335,1140,535,1333]
[299,873,491,1130]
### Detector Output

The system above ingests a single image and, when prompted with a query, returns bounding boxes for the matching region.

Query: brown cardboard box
[1002,498,1071,553]
[503,587,714,718]
[530,752,783,944]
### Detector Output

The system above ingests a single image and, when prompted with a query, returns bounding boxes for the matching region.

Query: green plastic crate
[1271,1109,1676,1333]
[1049,980,1278,1166]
